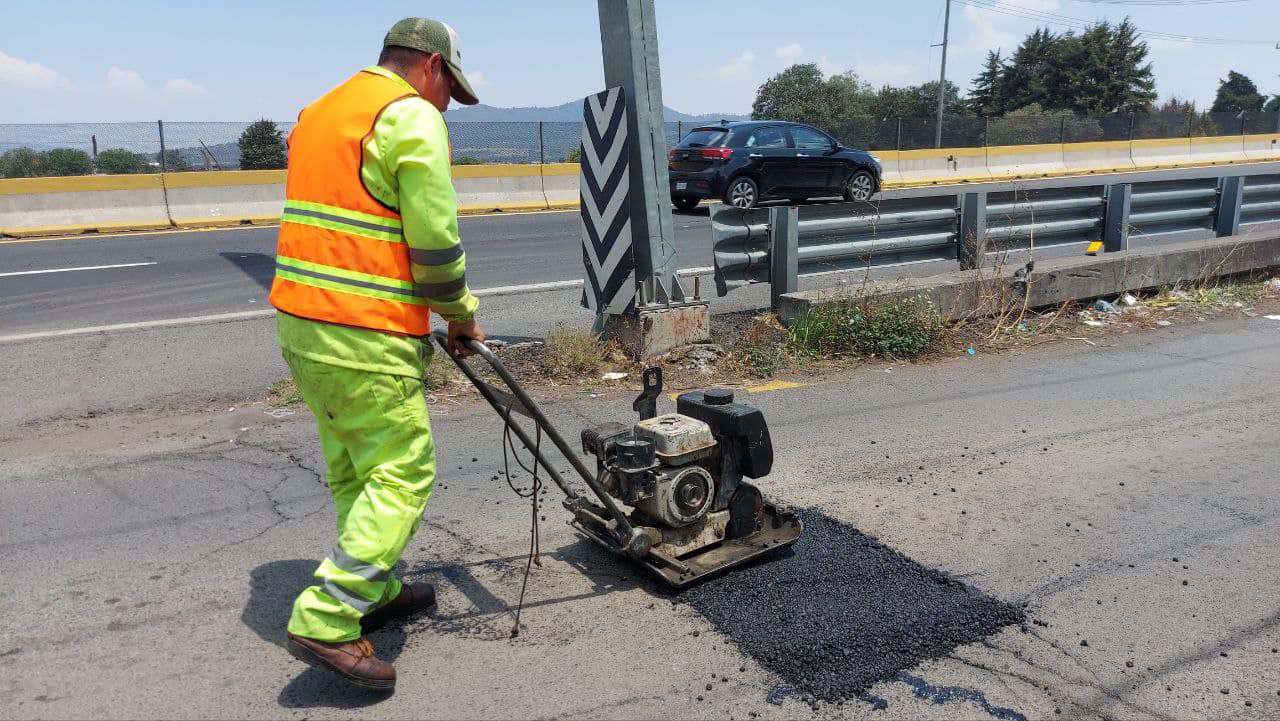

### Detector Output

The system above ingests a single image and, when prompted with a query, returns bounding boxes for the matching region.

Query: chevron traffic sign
[579,87,636,315]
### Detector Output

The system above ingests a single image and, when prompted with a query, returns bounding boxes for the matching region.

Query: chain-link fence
[3,112,1279,178]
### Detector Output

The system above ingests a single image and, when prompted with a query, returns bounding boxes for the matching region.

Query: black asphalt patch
[681,509,1024,704]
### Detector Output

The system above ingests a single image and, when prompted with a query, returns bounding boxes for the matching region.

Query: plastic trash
[1156,320,1173,327]
[1083,320,1106,327]
[1264,315,1280,321]
[1094,299,1120,314]
[1017,322,1028,332]
[601,371,628,381]
[1120,293,1138,306]
[966,347,976,355]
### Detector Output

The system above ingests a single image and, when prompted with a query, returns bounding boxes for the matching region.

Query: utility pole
[934,0,952,149]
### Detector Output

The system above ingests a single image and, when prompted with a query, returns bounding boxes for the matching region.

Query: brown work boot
[286,633,395,690]
[360,582,436,632]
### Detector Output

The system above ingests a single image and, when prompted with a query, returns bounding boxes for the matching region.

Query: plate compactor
[433,332,803,589]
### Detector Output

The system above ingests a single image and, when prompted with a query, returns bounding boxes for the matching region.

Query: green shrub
[543,323,603,376]
[452,155,484,165]
[96,148,148,174]
[238,119,287,170]
[562,147,582,163]
[789,295,943,359]
[40,148,93,176]
[0,147,44,178]
[159,149,192,172]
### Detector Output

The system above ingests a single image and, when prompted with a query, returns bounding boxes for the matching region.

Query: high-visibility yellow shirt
[277,66,477,378]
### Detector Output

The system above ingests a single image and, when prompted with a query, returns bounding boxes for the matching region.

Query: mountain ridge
[444,100,748,123]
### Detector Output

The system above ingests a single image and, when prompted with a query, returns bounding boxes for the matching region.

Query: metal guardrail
[711,168,1280,308]
[1242,175,1280,227]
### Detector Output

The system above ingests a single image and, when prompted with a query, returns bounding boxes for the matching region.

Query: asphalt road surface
[2,306,1279,719]
[4,162,1276,337]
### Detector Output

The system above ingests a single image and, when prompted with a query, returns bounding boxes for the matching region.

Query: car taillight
[699,147,733,160]
[668,149,677,159]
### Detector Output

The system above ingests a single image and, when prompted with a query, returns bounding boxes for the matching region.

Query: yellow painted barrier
[4,133,1280,237]
[897,146,990,185]
[985,142,1065,180]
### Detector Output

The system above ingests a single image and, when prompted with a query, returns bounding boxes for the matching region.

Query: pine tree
[1211,71,1265,113]
[969,50,1006,115]
[1001,29,1059,111]
[238,119,288,170]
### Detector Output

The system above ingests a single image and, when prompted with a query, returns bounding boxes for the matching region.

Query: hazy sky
[1,0,1277,123]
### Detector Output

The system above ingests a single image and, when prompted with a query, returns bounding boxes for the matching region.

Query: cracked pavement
[1,311,1279,719]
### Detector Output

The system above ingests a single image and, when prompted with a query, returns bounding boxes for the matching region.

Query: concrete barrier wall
[1131,138,1192,170]
[0,175,171,235]
[1062,140,1136,174]
[4,133,1280,237]
[453,164,545,212]
[542,163,579,208]
[1188,135,1248,166]
[164,170,286,226]
[985,142,1065,179]
[874,150,903,186]
[897,147,990,185]
[1244,134,1280,162]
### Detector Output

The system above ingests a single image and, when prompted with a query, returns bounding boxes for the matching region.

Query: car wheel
[672,196,700,212]
[843,170,876,202]
[725,177,758,209]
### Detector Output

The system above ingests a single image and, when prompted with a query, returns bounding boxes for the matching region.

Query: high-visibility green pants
[282,350,436,642]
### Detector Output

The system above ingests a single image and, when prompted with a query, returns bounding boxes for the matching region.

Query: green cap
[383,17,479,105]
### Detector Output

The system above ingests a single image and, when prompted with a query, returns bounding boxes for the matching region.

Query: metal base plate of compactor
[571,483,803,590]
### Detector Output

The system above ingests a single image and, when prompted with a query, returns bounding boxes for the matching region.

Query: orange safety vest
[269,70,430,336]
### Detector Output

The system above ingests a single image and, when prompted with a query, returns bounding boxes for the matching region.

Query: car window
[678,129,728,149]
[745,127,787,148]
[790,127,833,149]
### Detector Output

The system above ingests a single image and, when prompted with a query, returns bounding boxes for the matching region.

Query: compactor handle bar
[429,331,638,544]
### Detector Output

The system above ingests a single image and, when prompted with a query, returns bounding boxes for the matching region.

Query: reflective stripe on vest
[269,69,430,336]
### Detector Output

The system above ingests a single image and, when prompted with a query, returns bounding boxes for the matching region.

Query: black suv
[668,121,881,210]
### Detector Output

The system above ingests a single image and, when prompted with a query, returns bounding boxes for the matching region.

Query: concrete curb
[776,231,1280,326]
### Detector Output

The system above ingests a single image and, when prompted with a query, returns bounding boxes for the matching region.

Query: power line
[1072,1,1248,6]
[957,0,1278,46]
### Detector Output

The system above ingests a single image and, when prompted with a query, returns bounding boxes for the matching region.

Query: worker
[268,17,485,690]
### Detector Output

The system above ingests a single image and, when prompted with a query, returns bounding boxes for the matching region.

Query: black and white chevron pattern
[579,87,636,315]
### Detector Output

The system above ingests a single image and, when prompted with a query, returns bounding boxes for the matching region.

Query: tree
[96,149,148,174]
[1054,19,1156,114]
[1000,28,1059,112]
[988,103,1103,145]
[976,19,1155,116]
[159,149,192,172]
[40,148,93,176]
[869,80,965,118]
[1265,96,1280,114]
[0,147,45,178]
[1157,97,1196,115]
[238,119,288,170]
[1211,71,1264,113]
[969,50,1006,116]
[751,64,874,132]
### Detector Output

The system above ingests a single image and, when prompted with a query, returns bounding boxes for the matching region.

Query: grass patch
[424,350,457,392]
[267,378,303,407]
[789,294,944,360]
[543,323,604,377]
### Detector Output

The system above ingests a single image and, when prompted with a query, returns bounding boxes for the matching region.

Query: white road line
[0,267,720,344]
[0,310,277,344]
[0,262,157,278]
